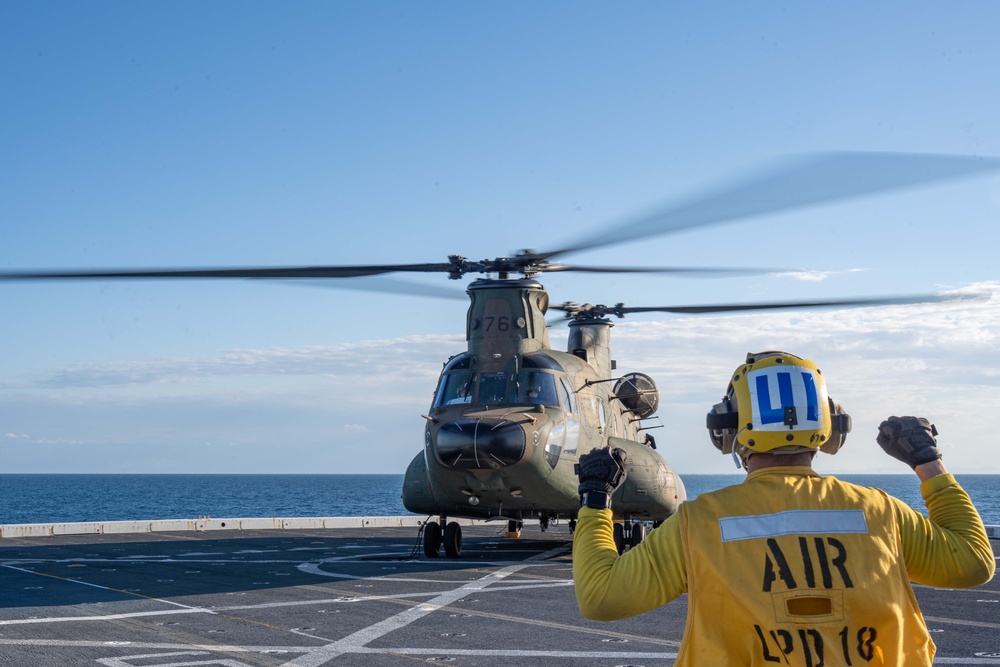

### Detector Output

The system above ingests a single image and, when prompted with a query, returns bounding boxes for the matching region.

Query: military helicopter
[2,151,997,558]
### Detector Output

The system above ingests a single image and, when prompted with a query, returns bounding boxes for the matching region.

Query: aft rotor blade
[616,292,985,315]
[538,151,1000,260]
[0,263,457,281]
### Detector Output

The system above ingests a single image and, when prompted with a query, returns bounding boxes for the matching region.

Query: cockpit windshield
[514,370,559,407]
[432,367,561,409]
[477,372,509,404]
[434,372,473,407]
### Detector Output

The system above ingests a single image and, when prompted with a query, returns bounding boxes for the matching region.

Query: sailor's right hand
[876,416,943,469]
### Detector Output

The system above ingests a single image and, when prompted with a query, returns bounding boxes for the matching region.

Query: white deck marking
[923,615,1000,630]
[213,580,571,613]
[0,608,211,625]
[296,552,564,582]
[96,650,253,667]
[2,564,212,614]
[0,639,316,651]
[277,545,569,667]
[214,591,443,611]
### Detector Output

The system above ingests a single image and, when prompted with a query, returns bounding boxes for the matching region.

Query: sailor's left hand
[575,447,628,496]
[876,416,942,469]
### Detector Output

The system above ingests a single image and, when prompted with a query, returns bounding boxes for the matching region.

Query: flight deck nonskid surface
[1,526,998,666]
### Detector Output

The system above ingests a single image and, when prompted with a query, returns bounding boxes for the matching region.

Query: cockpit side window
[433,371,473,408]
[515,371,559,407]
[560,378,577,414]
[595,396,607,434]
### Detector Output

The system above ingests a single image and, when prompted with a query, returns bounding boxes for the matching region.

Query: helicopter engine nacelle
[613,372,659,419]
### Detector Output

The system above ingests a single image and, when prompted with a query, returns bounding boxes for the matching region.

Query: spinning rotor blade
[541,264,788,277]
[0,263,457,281]
[0,266,470,301]
[0,261,789,283]
[291,276,467,300]
[537,151,1000,261]
[620,293,983,315]
[3,152,996,285]
[550,291,986,319]
[0,259,791,282]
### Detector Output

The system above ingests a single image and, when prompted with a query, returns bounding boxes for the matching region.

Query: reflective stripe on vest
[720,509,868,542]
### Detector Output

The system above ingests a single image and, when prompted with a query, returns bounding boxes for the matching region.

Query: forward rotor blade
[0,263,457,281]
[538,151,1000,260]
[0,266,470,300]
[290,276,467,300]
[0,262,793,283]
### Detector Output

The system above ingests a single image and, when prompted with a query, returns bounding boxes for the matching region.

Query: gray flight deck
[1,520,998,666]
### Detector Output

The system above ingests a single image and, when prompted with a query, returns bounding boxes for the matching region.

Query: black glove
[876,416,942,469]
[575,447,628,508]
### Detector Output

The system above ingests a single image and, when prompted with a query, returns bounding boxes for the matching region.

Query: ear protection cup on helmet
[706,395,739,454]
[820,399,852,454]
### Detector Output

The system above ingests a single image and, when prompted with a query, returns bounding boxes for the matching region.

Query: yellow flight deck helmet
[706,351,851,459]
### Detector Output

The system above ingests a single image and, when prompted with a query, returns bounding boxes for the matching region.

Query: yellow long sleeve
[893,473,995,588]
[572,507,687,621]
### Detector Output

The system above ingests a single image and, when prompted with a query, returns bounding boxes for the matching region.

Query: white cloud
[1,282,997,473]
[772,268,869,282]
[13,334,465,389]
[607,281,1000,473]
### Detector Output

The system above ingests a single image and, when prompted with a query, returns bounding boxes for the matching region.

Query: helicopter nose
[434,419,526,469]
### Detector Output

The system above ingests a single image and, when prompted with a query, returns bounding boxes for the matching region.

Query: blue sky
[2,2,999,475]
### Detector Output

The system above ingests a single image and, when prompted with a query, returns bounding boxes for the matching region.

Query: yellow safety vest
[676,469,934,666]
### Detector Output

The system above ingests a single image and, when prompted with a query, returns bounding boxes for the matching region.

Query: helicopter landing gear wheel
[613,523,625,555]
[423,520,442,558]
[630,522,647,548]
[444,521,462,558]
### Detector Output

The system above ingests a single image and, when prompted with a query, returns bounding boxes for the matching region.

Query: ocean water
[0,474,408,525]
[0,473,997,526]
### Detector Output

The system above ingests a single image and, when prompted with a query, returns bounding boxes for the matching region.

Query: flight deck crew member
[573,351,995,667]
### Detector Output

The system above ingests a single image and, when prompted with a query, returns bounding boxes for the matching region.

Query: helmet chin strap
[732,427,753,469]
[732,449,747,470]
[733,442,767,470]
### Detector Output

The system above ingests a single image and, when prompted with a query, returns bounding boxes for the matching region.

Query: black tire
[630,522,647,548]
[613,522,625,554]
[423,520,442,558]
[444,521,463,558]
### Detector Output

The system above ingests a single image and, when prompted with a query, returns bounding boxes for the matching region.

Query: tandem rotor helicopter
[3,152,997,558]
